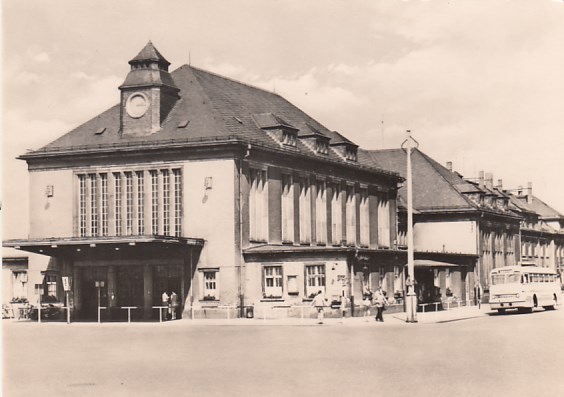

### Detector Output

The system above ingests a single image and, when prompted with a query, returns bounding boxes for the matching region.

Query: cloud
[2,109,75,239]
[199,58,249,78]
[328,64,361,76]
[29,51,51,64]
[71,71,95,80]
[13,71,40,85]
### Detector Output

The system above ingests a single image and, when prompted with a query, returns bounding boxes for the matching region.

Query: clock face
[126,93,149,118]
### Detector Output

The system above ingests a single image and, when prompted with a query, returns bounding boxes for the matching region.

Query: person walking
[311,290,327,324]
[340,295,349,321]
[362,288,372,322]
[170,291,179,320]
[161,291,170,321]
[374,287,388,322]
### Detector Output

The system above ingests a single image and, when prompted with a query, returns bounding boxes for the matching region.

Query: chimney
[527,182,533,204]
[478,171,485,188]
[517,185,523,196]
[497,179,503,190]
[485,172,493,189]
[446,161,453,172]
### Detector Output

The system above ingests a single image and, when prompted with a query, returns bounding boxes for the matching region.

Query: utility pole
[402,130,418,323]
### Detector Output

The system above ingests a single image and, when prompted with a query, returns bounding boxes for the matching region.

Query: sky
[2,0,564,240]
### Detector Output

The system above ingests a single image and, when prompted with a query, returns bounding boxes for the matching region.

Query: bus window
[507,273,520,283]
[491,274,504,285]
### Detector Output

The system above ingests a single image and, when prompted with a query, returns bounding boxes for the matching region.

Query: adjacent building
[367,150,522,304]
[506,183,564,273]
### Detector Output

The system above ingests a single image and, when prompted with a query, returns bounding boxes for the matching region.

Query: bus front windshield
[491,272,521,285]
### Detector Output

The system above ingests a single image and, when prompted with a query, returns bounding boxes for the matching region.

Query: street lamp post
[402,130,418,323]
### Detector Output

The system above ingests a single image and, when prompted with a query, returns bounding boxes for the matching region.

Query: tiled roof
[506,194,535,215]
[365,149,477,212]
[26,64,396,178]
[251,113,297,130]
[330,130,358,147]
[526,196,564,220]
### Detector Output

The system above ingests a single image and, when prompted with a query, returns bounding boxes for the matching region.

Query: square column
[144,264,153,320]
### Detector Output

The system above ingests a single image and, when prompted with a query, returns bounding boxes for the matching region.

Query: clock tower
[119,41,180,137]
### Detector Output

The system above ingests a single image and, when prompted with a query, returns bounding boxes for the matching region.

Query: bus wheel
[543,295,557,311]
[497,308,506,314]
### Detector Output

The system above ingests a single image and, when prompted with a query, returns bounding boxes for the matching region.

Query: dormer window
[345,147,357,162]
[329,131,358,162]
[299,123,330,155]
[315,139,329,155]
[282,130,297,147]
[252,113,299,149]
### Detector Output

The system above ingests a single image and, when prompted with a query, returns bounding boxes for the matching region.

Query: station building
[4,42,405,320]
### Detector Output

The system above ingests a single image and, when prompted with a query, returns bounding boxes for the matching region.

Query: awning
[413,259,461,268]
[3,235,205,259]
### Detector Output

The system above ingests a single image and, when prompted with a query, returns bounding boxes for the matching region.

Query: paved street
[3,306,564,397]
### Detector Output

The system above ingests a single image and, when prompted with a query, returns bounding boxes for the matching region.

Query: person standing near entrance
[311,290,326,324]
[362,287,373,322]
[161,291,170,321]
[170,291,179,320]
[374,287,388,322]
[340,295,349,320]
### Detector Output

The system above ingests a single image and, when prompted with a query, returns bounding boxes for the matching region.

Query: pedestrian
[340,295,349,320]
[170,291,179,320]
[362,290,372,321]
[374,287,388,322]
[311,290,327,324]
[162,290,170,321]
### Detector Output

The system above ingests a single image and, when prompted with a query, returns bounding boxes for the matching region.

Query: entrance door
[415,269,436,306]
[115,266,144,321]
[153,265,183,319]
[80,267,108,321]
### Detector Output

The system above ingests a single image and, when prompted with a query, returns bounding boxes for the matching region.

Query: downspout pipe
[238,144,251,318]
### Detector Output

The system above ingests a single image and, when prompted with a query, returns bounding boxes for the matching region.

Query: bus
[489,264,561,314]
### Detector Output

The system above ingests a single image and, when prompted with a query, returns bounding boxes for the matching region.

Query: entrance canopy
[413,259,461,268]
[3,236,204,260]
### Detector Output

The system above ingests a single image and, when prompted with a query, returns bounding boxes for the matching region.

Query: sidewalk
[3,305,491,327]
[392,305,490,324]
[181,305,491,327]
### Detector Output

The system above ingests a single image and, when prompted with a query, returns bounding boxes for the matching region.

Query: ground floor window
[200,269,219,301]
[11,271,28,301]
[263,266,283,298]
[305,264,325,298]
[40,274,59,302]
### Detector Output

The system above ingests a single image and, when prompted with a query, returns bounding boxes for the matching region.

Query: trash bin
[245,306,254,318]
